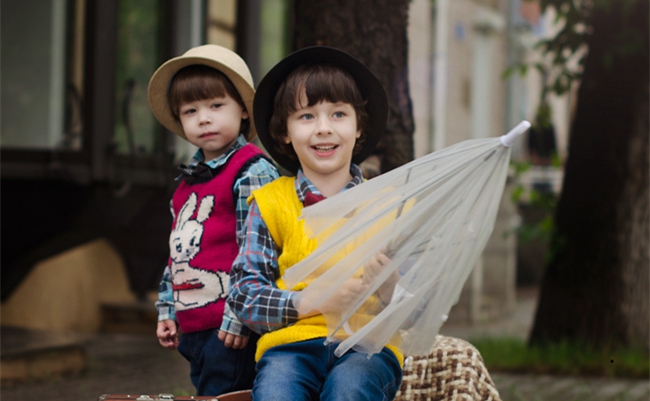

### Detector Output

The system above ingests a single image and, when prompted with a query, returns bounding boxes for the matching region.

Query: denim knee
[253,339,402,401]
[322,347,403,401]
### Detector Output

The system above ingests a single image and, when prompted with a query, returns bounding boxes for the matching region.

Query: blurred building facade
[407,0,574,322]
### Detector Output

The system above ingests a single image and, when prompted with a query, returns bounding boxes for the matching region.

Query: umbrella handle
[500,120,531,147]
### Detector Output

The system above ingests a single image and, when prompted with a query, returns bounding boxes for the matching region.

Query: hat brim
[148,45,257,141]
[254,46,387,173]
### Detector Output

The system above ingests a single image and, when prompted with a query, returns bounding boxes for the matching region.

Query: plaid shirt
[156,135,279,332]
[223,165,364,336]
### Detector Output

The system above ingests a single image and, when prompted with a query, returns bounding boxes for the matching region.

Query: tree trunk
[529,1,649,351]
[292,0,414,173]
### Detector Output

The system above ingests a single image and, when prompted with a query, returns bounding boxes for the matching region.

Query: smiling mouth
[313,145,337,151]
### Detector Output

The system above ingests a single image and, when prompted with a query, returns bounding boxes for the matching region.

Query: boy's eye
[299,113,314,120]
[211,103,223,109]
[181,108,196,115]
[333,111,345,118]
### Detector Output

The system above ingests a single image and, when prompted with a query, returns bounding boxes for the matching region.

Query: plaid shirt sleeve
[232,157,280,247]
[220,302,251,336]
[221,156,279,336]
[155,265,176,322]
[227,199,300,334]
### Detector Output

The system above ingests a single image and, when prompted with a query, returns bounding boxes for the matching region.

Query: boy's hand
[218,330,249,349]
[363,253,399,304]
[298,256,400,317]
[156,320,180,349]
[301,278,368,315]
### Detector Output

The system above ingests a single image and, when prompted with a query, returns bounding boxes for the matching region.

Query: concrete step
[0,326,89,386]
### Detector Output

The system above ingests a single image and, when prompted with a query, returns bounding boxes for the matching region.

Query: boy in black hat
[224,46,402,400]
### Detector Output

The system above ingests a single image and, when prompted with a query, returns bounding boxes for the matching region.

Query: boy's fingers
[223,334,234,347]
[378,254,390,264]
[343,278,364,291]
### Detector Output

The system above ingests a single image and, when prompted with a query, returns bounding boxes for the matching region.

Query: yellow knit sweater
[251,177,403,365]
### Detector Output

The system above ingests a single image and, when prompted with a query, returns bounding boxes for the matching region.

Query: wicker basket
[395,335,501,401]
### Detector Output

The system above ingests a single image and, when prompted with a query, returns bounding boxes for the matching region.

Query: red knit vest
[170,143,267,333]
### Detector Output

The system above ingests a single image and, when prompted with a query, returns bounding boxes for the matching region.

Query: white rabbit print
[169,192,229,311]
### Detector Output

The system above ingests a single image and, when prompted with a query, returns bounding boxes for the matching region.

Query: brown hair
[268,63,369,162]
[169,65,250,135]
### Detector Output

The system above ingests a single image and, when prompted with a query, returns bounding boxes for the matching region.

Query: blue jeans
[252,339,402,401]
[178,328,258,396]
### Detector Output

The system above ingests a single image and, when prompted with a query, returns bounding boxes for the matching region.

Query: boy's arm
[221,156,280,336]
[155,265,176,322]
[232,157,279,246]
[157,199,177,322]
[227,200,300,334]
[156,265,179,349]
[220,302,251,337]
[218,303,251,349]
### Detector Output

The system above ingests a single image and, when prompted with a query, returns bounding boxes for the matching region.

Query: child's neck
[303,165,353,198]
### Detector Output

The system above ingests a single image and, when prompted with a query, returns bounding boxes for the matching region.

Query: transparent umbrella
[283,121,531,358]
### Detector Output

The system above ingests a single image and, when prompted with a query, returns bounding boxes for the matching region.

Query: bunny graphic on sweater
[169,193,229,310]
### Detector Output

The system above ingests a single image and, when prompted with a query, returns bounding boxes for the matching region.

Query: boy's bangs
[296,66,363,109]
[173,75,228,107]
[169,66,244,118]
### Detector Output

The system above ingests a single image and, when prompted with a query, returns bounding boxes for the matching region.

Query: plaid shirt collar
[294,164,364,204]
[188,134,247,169]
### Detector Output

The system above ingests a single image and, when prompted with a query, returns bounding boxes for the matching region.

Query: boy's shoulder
[234,142,265,160]
[252,176,296,210]
[253,176,294,197]
[233,143,279,177]
[251,176,298,244]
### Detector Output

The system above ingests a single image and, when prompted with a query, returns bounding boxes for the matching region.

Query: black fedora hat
[254,46,388,173]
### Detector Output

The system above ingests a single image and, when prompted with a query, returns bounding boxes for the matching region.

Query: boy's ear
[355,129,361,139]
[283,135,291,144]
[242,109,249,120]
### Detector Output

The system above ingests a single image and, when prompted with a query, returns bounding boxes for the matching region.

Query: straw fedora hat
[254,46,387,173]
[148,44,256,141]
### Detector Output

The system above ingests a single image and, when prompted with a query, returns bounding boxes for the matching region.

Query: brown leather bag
[98,390,252,401]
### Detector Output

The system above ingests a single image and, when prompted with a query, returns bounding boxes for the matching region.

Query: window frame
[1,0,176,187]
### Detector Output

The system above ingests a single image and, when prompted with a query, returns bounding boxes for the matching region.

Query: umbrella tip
[500,120,531,147]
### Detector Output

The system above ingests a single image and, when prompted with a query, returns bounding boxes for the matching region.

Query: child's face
[178,94,248,161]
[285,90,361,180]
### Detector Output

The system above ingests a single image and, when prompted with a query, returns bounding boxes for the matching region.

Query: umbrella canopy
[283,121,531,357]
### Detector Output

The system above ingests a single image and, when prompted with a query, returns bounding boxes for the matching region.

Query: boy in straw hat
[148,44,279,396]
[225,46,403,400]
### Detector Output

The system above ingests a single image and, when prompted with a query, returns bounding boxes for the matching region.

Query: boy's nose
[199,111,212,125]
[316,118,333,135]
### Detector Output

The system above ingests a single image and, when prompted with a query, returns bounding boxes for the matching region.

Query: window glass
[114,0,163,156]
[260,0,289,76]
[1,0,80,150]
